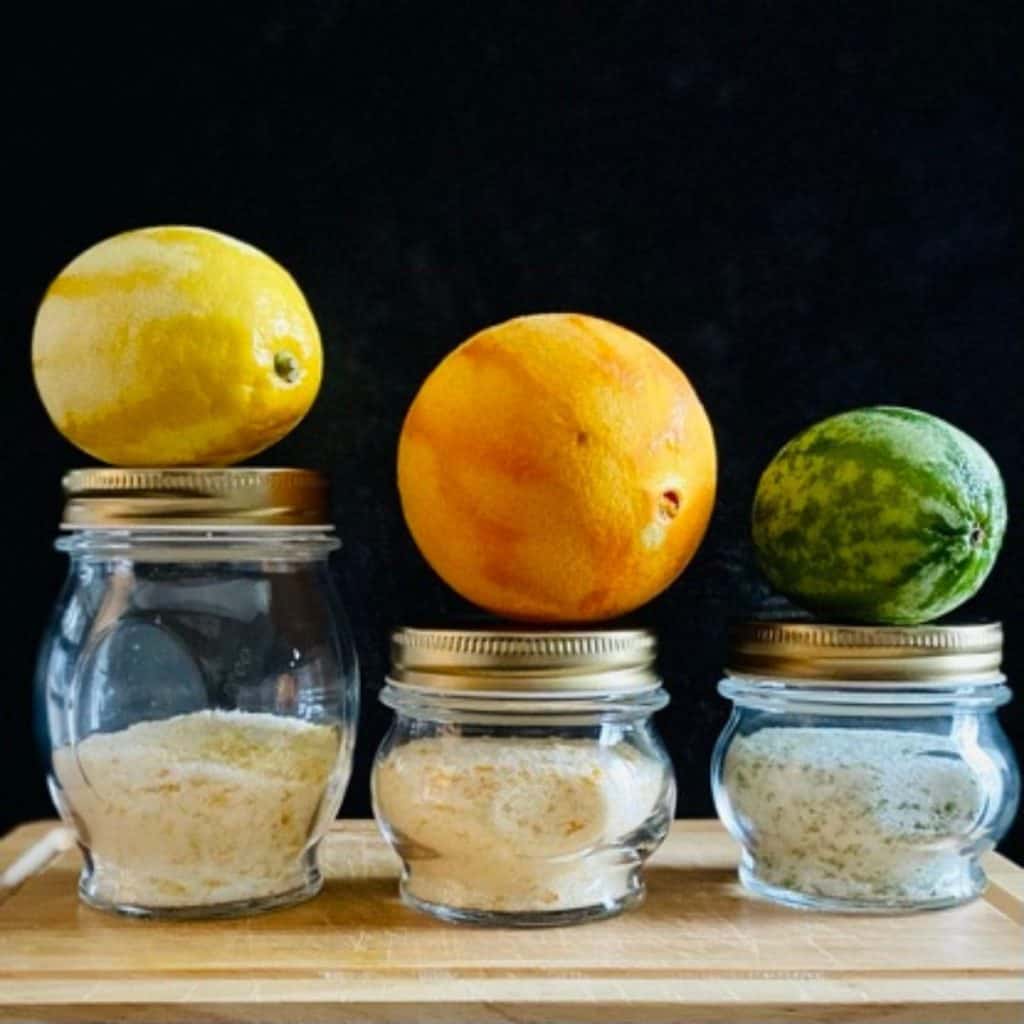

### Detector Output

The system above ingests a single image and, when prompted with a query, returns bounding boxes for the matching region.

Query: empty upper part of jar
[38,468,359,918]
[712,620,1019,913]
[372,627,677,926]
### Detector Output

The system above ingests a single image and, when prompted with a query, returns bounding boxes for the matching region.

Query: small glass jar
[712,621,1019,913]
[372,628,676,927]
[35,469,359,918]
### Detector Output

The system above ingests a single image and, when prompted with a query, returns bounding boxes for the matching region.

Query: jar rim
[55,527,340,560]
[381,680,669,717]
[719,676,1011,710]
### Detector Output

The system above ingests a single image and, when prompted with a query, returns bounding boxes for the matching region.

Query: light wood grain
[0,820,1021,1023]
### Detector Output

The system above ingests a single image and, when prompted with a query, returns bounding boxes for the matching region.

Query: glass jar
[35,468,359,919]
[712,621,1019,913]
[372,628,676,927]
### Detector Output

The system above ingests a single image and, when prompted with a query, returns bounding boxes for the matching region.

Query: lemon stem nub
[274,351,300,383]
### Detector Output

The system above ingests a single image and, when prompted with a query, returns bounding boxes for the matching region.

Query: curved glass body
[712,677,1019,912]
[372,685,676,927]
[36,528,358,919]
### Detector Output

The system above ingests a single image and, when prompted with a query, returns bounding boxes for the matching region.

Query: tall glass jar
[372,628,676,927]
[712,621,1019,912]
[35,468,359,918]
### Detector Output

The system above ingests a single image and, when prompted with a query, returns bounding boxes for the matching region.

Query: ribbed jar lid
[727,620,1004,685]
[389,627,659,694]
[61,468,331,528]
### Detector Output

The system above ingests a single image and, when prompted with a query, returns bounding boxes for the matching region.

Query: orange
[397,313,717,621]
[32,226,322,466]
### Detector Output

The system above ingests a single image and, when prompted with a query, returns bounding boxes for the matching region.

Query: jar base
[399,879,645,928]
[78,865,324,920]
[738,861,986,914]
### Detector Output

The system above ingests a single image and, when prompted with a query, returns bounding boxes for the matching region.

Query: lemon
[32,226,322,466]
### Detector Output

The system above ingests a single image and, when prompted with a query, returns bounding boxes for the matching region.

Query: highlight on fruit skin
[32,225,322,466]
[397,312,718,622]
[752,406,1007,625]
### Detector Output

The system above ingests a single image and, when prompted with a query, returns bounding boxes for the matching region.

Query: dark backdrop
[2,3,1020,859]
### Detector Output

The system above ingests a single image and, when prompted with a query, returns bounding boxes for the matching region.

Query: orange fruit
[32,226,322,466]
[397,313,717,621]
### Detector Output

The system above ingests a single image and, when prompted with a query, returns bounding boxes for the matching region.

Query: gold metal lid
[389,627,659,693]
[727,620,1004,685]
[61,468,331,528]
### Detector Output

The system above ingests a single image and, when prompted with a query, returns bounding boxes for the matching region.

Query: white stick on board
[0,827,76,892]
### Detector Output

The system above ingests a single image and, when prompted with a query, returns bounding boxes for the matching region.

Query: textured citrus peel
[397,312,717,620]
[31,225,322,466]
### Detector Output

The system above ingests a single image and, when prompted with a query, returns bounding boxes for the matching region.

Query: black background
[2,3,1020,860]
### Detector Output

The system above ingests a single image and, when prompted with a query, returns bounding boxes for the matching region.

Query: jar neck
[380,681,669,724]
[56,527,340,562]
[719,675,1012,714]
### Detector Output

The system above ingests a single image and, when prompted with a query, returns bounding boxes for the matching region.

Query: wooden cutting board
[0,819,1021,1023]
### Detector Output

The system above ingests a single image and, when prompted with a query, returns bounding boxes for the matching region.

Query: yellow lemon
[32,226,322,466]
